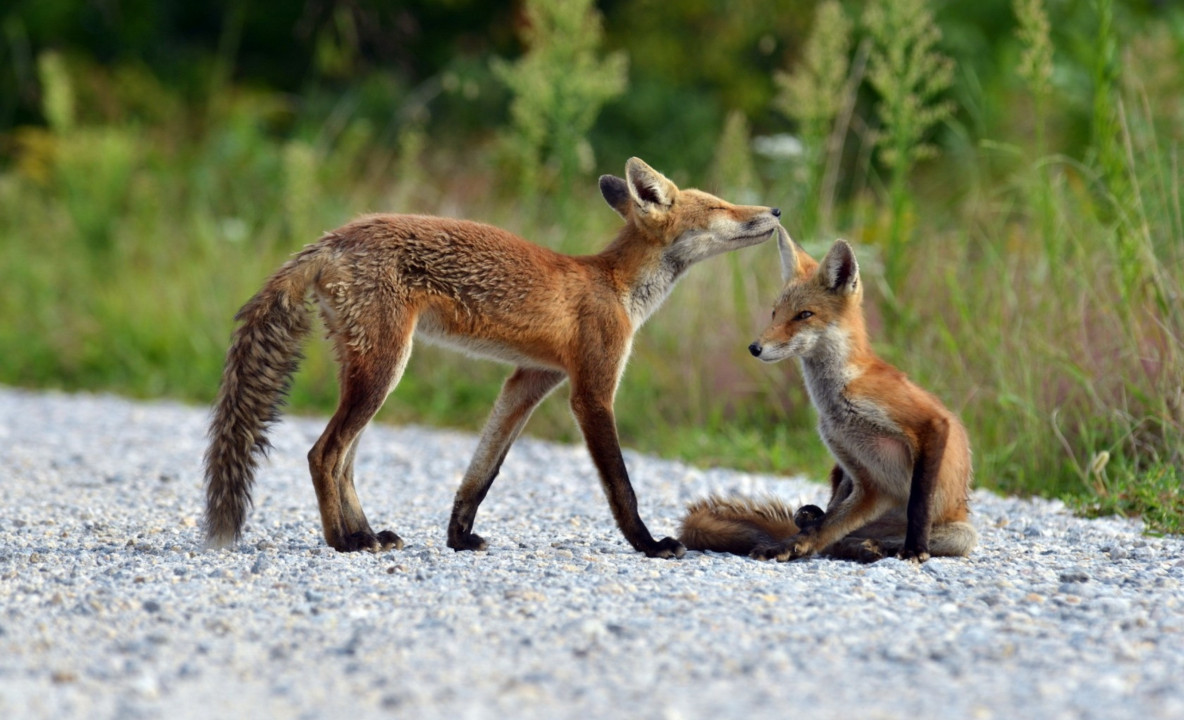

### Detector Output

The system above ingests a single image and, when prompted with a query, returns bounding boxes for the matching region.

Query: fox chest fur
[799,350,916,499]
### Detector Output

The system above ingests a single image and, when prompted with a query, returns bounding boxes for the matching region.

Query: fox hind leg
[752,472,892,561]
[824,536,888,563]
[339,430,404,551]
[309,319,414,553]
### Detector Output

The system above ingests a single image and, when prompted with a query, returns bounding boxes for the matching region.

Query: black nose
[748,342,762,357]
[771,208,781,217]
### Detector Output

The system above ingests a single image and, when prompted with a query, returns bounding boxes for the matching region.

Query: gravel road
[1,387,1181,719]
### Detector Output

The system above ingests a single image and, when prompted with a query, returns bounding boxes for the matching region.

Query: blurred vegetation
[1,0,1181,533]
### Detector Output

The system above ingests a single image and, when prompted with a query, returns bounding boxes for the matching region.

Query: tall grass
[492,0,626,210]
[0,0,1180,532]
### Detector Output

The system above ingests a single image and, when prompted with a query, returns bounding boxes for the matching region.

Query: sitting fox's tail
[678,494,800,555]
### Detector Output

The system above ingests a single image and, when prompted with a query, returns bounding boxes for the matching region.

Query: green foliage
[1014,0,1053,149]
[1089,0,1127,208]
[863,0,955,296]
[1076,460,1183,536]
[711,110,757,200]
[1013,0,1061,273]
[491,0,627,205]
[37,51,74,132]
[773,0,851,235]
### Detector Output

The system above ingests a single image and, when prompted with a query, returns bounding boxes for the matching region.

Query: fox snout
[748,341,763,358]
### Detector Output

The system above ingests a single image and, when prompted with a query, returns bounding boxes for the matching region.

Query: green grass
[1,2,1181,536]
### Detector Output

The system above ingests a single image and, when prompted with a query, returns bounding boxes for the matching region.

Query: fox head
[599,157,780,268]
[748,228,863,363]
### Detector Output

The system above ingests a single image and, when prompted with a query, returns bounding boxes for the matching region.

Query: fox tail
[202,244,326,548]
[678,494,800,555]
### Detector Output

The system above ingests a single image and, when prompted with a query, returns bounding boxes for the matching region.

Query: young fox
[203,157,781,558]
[680,228,977,562]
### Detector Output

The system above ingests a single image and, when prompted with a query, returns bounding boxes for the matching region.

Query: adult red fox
[203,157,781,558]
[680,228,977,562]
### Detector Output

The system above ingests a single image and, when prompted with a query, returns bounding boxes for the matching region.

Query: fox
[202,157,782,559]
[679,227,977,562]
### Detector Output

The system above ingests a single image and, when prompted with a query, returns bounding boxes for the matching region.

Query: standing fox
[203,157,781,558]
[680,228,977,562]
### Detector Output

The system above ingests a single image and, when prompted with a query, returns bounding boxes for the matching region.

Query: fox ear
[599,175,631,219]
[777,226,801,283]
[777,226,819,284]
[625,157,677,213]
[820,240,860,296]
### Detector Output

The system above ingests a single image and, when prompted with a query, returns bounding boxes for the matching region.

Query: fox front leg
[898,418,949,563]
[570,391,685,559]
[448,368,564,552]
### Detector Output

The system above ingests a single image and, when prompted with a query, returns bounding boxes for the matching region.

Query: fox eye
[793,310,814,321]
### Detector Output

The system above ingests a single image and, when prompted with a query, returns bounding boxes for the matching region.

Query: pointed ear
[625,157,678,213]
[599,175,631,219]
[776,226,801,283]
[776,226,819,284]
[819,240,860,296]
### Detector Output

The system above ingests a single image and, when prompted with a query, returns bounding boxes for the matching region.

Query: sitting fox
[203,157,781,558]
[680,228,977,562]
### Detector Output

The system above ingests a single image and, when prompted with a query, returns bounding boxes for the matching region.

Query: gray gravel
[1,387,1182,720]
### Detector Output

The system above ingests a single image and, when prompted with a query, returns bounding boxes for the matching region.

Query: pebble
[1,387,1182,720]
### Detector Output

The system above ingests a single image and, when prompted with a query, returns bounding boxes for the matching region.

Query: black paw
[375,530,404,551]
[750,541,791,561]
[854,539,885,564]
[447,532,488,552]
[751,535,813,562]
[338,530,403,553]
[643,537,686,559]
[794,504,826,532]
[898,546,931,563]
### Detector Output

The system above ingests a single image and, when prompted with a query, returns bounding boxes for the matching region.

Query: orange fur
[203,157,781,557]
[680,229,977,562]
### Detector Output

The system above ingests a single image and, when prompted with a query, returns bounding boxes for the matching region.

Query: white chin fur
[756,346,794,363]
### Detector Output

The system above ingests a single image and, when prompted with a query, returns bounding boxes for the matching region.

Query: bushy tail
[678,494,800,555]
[202,246,323,548]
[928,521,978,557]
